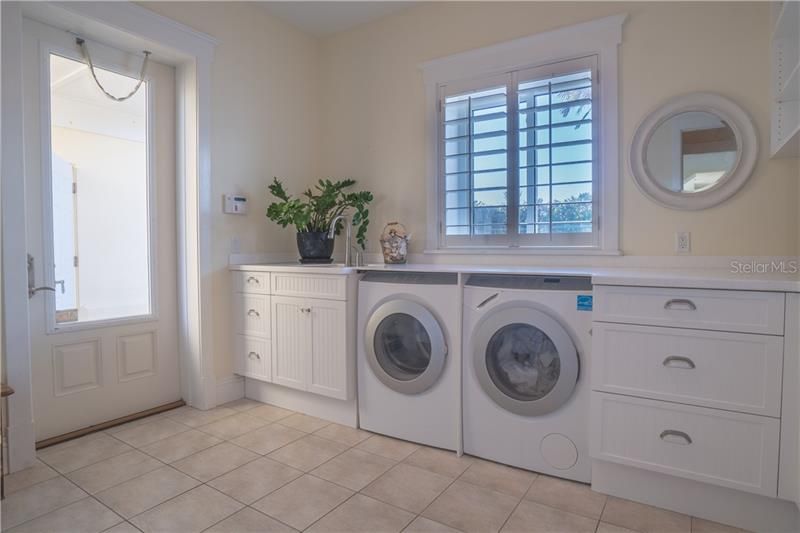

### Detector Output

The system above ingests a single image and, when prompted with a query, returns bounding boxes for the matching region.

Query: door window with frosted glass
[50,54,152,325]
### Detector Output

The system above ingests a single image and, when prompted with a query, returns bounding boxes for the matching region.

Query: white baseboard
[245,379,357,427]
[592,460,800,533]
[216,375,245,406]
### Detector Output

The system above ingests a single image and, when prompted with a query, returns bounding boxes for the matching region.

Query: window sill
[423,247,623,256]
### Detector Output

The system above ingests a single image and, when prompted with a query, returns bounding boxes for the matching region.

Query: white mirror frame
[630,92,758,210]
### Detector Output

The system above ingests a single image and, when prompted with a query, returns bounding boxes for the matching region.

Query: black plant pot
[296,231,334,264]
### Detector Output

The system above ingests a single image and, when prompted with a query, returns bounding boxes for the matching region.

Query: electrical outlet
[675,231,691,254]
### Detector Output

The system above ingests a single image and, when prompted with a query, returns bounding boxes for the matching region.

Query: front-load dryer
[358,271,460,450]
[463,274,593,482]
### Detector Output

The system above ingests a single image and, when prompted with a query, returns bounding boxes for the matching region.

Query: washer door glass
[485,323,560,402]
[472,306,579,416]
[365,299,448,395]
[374,313,432,381]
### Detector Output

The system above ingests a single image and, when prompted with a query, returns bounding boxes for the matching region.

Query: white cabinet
[271,296,350,400]
[592,284,787,498]
[272,296,308,391]
[592,323,784,417]
[234,335,271,382]
[232,273,272,381]
[591,393,780,497]
[232,268,355,401]
[307,299,348,400]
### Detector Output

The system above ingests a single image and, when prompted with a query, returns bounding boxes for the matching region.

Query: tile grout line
[595,495,610,533]
[493,473,536,533]
[12,404,713,533]
[5,471,126,531]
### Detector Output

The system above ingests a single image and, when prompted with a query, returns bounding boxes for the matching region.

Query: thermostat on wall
[223,194,248,215]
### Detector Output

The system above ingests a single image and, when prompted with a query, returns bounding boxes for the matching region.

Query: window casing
[422,14,624,254]
[438,56,598,249]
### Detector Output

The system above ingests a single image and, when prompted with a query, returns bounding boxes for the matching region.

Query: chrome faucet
[328,214,353,266]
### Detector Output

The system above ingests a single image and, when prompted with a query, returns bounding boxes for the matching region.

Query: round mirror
[630,93,757,210]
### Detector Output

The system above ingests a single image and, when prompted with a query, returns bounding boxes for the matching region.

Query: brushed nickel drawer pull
[663,356,696,369]
[664,298,697,311]
[660,429,692,445]
[246,276,260,284]
[299,307,312,313]
[248,351,260,360]
[247,309,260,317]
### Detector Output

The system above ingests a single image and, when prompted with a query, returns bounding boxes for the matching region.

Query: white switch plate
[675,231,691,253]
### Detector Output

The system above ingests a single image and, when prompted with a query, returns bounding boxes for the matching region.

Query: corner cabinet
[231,268,356,401]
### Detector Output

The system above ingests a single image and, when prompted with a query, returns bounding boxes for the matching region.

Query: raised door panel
[271,296,309,391]
[307,298,348,400]
[591,392,779,497]
[592,323,784,417]
[593,286,785,335]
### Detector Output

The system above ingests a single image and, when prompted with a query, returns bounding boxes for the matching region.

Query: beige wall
[318,1,799,257]
[141,2,799,379]
[141,2,320,377]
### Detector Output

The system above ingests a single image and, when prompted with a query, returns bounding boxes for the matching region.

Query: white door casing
[4,1,215,471]
[23,18,180,440]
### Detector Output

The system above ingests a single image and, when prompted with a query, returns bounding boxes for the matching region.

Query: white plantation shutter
[439,56,598,248]
[442,78,509,245]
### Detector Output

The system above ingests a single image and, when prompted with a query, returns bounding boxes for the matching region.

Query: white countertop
[230,262,800,292]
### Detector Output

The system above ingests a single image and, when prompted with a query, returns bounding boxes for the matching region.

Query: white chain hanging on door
[75,37,150,102]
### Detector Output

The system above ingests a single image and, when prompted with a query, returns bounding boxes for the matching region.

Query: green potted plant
[266,177,373,263]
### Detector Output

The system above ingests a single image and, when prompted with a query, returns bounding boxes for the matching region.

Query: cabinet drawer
[591,393,779,496]
[592,324,783,416]
[272,273,347,300]
[234,335,271,381]
[233,293,270,337]
[593,286,784,335]
[233,271,270,295]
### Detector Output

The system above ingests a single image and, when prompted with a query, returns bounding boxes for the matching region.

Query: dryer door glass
[374,313,432,381]
[485,323,560,401]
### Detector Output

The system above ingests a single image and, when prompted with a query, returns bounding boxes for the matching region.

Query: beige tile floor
[2,399,750,533]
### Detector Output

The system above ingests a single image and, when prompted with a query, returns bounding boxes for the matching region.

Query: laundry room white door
[22,18,181,441]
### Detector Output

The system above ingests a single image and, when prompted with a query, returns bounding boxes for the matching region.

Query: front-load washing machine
[463,274,593,482]
[358,271,460,450]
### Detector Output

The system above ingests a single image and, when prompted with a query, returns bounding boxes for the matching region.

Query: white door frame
[2,1,217,471]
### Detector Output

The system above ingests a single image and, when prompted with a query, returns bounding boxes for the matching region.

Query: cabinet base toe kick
[591,460,800,533]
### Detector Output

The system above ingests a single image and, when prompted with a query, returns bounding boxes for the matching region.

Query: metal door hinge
[72,182,77,194]
[74,256,79,267]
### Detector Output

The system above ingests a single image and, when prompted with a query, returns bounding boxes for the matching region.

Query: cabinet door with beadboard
[271,296,309,391]
[307,298,349,400]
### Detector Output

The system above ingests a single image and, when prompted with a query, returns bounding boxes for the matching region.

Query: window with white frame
[441,56,596,248]
[423,15,624,253]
